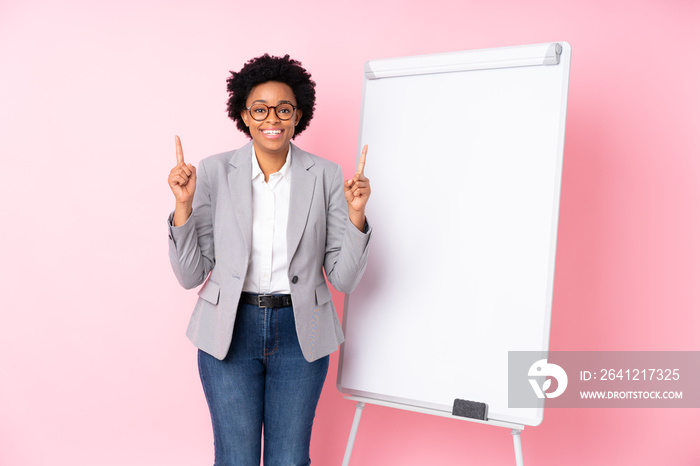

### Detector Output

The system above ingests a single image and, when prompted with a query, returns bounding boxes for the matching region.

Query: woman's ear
[295,109,303,126]
[241,110,249,126]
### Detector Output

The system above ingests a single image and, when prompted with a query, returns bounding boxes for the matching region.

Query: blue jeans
[198,302,329,466]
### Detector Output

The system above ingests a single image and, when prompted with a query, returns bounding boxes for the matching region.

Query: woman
[167,54,371,465]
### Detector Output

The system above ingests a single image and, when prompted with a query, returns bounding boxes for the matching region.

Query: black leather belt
[240,292,293,308]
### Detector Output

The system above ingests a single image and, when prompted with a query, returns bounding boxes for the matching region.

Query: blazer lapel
[228,143,253,253]
[287,144,316,263]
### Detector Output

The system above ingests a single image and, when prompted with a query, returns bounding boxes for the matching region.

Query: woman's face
[241,81,302,159]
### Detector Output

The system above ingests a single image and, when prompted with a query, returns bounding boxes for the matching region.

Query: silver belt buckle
[257,294,271,308]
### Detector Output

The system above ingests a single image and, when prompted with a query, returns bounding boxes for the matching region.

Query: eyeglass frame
[245,102,299,121]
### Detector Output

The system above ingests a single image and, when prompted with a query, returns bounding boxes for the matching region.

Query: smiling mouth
[262,129,282,135]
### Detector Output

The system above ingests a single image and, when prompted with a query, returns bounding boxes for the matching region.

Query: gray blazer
[168,142,371,362]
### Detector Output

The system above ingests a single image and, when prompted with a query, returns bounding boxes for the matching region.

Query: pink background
[1,0,699,464]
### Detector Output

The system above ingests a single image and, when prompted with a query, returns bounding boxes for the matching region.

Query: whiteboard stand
[338,41,571,465]
[341,396,526,466]
[512,429,524,466]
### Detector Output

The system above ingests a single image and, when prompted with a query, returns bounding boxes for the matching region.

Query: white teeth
[263,130,281,135]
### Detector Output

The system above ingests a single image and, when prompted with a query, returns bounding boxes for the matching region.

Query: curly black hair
[226,54,316,138]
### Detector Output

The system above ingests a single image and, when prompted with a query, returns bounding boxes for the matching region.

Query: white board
[337,42,571,427]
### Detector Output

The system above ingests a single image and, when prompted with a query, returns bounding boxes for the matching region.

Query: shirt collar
[251,145,292,181]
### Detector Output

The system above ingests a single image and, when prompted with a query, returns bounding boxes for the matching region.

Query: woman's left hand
[344,145,371,231]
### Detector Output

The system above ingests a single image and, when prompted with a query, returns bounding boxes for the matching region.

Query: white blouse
[242,146,292,294]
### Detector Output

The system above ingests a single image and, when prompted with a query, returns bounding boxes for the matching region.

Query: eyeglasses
[246,103,298,121]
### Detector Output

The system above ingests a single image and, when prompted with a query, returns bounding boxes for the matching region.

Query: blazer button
[291,276,298,284]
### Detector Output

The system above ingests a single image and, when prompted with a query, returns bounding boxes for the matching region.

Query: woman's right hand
[168,135,197,226]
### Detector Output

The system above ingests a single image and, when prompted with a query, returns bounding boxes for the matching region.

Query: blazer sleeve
[167,161,215,289]
[323,164,372,293]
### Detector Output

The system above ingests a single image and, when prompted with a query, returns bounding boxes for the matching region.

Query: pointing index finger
[356,145,368,175]
[175,135,184,165]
